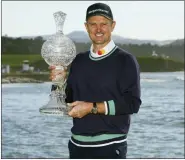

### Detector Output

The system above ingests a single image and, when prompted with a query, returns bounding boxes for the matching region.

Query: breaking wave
[141,78,166,83]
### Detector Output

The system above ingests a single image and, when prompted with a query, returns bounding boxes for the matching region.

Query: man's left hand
[68,101,93,118]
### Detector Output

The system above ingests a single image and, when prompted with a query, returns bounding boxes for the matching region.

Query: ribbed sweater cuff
[106,100,115,115]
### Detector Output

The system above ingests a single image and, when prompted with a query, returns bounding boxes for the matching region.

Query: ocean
[1,71,184,158]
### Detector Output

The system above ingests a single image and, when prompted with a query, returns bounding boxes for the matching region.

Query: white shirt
[90,40,116,58]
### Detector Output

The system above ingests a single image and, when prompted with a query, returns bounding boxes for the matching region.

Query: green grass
[2,54,48,72]
[137,56,184,72]
[2,54,43,67]
[2,54,184,73]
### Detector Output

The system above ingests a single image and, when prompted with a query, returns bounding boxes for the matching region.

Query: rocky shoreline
[2,77,44,84]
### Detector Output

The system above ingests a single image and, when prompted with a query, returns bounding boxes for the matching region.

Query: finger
[68,111,73,117]
[49,75,53,80]
[48,65,55,70]
[68,101,79,107]
[68,110,79,118]
[50,70,65,78]
[49,70,57,80]
[49,74,56,80]
[68,108,75,117]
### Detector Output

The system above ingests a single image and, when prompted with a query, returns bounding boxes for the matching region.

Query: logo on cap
[88,9,109,14]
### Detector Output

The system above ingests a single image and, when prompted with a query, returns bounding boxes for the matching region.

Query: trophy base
[39,84,72,116]
[39,92,70,116]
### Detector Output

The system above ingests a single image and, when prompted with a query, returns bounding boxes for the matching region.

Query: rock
[2,79,11,84]
[2,77,44,84]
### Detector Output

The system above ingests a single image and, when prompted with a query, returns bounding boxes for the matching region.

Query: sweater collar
[90,40,116,58]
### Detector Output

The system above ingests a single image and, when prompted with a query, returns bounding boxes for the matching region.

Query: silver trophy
[39,11,76,116]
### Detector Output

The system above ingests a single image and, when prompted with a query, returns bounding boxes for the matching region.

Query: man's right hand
[49,66,67,81]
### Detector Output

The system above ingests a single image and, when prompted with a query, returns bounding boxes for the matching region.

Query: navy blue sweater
[65,47,141,146]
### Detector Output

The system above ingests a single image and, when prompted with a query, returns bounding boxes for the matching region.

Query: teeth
[96,33,103,37]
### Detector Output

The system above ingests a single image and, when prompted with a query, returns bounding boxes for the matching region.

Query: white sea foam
[174,76,184,81]
[141,78,166,83]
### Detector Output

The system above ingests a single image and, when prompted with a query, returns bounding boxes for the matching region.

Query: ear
[111,21,116,32]
[84,22,89,32]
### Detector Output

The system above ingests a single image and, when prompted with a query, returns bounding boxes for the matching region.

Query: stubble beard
[92,37,111,47]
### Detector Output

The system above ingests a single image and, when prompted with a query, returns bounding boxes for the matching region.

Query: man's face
[85,16,116,46]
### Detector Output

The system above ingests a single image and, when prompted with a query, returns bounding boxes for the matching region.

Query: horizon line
[2,31,184,42]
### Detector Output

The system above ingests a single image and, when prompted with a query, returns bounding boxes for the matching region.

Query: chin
[94,42,105,45]
[93,39,105,44]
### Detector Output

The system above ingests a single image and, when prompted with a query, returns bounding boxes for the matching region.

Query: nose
[96,24,101,32]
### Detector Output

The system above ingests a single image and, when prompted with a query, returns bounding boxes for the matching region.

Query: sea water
[1,72,184,158]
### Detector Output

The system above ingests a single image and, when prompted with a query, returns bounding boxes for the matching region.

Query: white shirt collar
[90,40,116,58]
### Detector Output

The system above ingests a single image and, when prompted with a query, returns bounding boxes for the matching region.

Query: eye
[88,23,96,27]
[101,23,109,27]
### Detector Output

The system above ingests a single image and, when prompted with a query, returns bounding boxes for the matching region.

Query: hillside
[169,39,184,46]
[21,30,178,46]
[67,31,178,46]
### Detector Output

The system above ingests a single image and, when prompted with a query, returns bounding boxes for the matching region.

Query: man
[50,2,141,159]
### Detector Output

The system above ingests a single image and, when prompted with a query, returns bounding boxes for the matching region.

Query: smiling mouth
[95,33,104,37]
